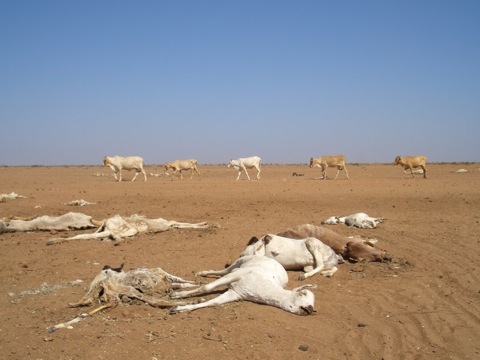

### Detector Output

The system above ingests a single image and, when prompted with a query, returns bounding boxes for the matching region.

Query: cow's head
[287,284,316,315]
[394,156,402,165]
[240,236,266,257]
[345,242,391,262]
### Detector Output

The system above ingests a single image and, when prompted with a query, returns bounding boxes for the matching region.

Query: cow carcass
[49,265,196,332]
[277,224,390,262]
[322,213,385,229]
[0,212,217,245]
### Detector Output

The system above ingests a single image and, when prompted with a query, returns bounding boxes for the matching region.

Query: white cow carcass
[0,212,215,244]
[0,192,27,202]
[309,155,349,180]
[170,255,315,315]
[241,234,338,280]
[2,212,97,232]
[46,214,216,245]
[322,213,385,229]
[103,155,147,182]
[164,159,201,180]
[228,156,262,180]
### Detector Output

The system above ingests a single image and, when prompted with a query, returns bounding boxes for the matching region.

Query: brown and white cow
[394,155,427,179]
[309,155,349,180]
[277,224,390,262]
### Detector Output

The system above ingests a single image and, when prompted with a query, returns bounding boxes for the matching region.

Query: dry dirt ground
[1,164,479,360]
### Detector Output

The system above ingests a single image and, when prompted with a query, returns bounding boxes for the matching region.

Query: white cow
[241,234,338,280]
[394,155,427,179]
[103,155,147,182]
[170,255,315,315]
[228,156,262,180]
[46,214,215,245]
[309,155,349,180]
[164,159,201,180]
[322,212,385,229]
[2,212,97,233]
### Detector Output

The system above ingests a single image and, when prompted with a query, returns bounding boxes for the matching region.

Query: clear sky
[1,0,479,166]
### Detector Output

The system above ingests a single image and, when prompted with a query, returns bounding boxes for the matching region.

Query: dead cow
[170,255,315,315]
[2,212,97,233]
[241,234,338,280]
[69,266,196,308]
[46,214,216,245]
[322,212,386,229]
[0,212,215,245]
[277,224,390,262]
[49,265,196,332]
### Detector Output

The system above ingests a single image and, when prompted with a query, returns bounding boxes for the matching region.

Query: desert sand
[0,163,479,359]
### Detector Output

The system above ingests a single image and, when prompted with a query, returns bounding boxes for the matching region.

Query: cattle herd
[1,153,428,330]
[103,154,428,181]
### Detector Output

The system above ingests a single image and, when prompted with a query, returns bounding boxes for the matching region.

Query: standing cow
[394,155,427,179]
[309,155,349,180]
[228,156,262,180]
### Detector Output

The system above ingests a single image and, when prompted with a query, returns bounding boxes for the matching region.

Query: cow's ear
[247,236,259,245]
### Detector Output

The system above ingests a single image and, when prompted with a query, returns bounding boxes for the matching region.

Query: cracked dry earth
[1,163,479,359]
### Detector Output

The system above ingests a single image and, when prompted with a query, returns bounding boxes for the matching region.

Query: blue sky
[1,0,479,165]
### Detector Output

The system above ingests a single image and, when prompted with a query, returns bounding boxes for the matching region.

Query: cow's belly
[267,251,314,270]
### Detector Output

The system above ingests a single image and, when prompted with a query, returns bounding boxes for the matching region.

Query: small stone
[298,344,309,351]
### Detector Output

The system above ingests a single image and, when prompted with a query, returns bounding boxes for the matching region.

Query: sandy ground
[0,163,479,360]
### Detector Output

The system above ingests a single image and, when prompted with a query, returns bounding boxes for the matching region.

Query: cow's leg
[179,170,183,180]
[409,166,415,179]
[196,257,246,278]
[170,270,245,299]
[334,167,340,180]
[131,171,139,182]
[118,169,123,182]
[298,239,328,280]
[235,170,241,180]
[322,166,327,180]
[194,167,201,179]
[170,289,241,313]
[255,165,261,180]
[343,165,349,179]
[141,167,147,182]
[422,165,427,179]
[46,230,113,245]
[243,167,251,180]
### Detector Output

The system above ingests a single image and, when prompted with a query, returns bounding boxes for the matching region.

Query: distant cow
[103,155,147,182]
[228,156,262,180]
[309,155,349,180]
[394,155,427,179]
[164,159,201,180]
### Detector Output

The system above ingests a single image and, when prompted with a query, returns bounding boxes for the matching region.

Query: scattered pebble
[298,344,309,351]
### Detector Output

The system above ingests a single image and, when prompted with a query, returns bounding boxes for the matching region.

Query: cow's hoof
[382,253,392,262]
